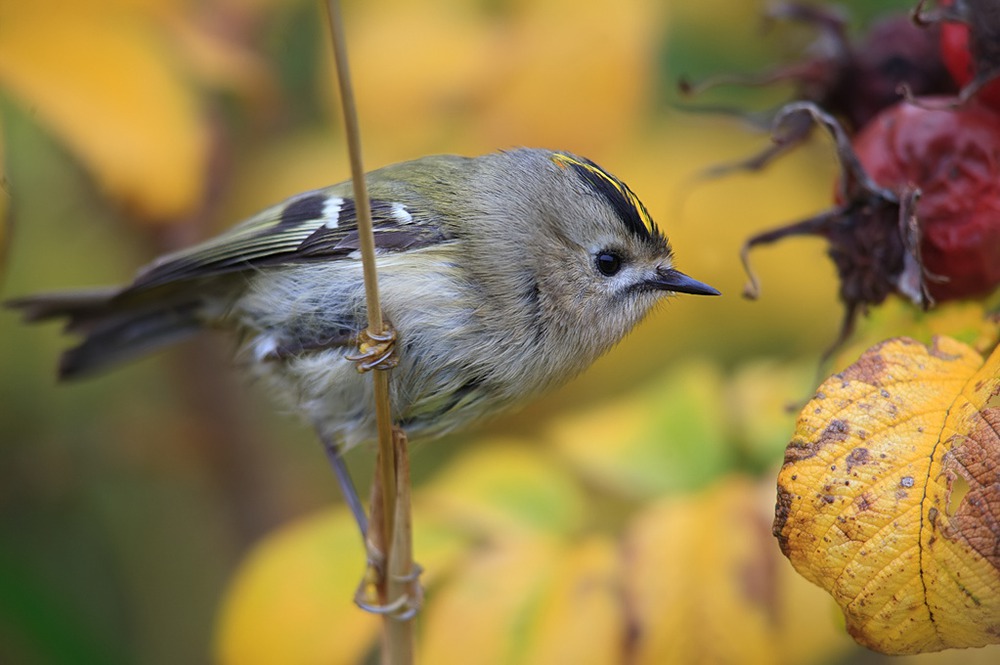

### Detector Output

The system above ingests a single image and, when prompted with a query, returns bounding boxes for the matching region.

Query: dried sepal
[740,103,937,359]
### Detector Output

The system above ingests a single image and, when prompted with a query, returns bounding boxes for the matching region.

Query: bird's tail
[6,287,207,380]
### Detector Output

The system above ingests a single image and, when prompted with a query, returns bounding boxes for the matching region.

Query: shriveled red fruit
[742,101,1000,356]
[678,3,954,175]
[921,0,1000,109]
[852,98,1000,301]
[844,14,953,128]
[940,17,975,84]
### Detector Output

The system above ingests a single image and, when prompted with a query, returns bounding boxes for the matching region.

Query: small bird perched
[8,148,718,530]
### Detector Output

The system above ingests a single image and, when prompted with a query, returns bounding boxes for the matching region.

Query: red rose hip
[852,99,1000,301]
[742,101,1000,357]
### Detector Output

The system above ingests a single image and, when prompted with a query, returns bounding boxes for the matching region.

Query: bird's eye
[595,251,622,277]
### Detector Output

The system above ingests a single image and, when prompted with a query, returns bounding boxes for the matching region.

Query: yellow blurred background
[2,0,995,663]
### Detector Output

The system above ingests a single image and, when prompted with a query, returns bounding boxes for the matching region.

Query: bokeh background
[1,0,997,663]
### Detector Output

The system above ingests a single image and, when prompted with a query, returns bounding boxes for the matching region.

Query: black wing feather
[131,190,451,290]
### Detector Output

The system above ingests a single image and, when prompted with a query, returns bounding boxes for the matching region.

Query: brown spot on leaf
[856,493,874,512]
[929,336,964,361]
[783,438,818,463]
[837,347,887,386]
[773,484,794,555]
[826,419,849,437]
[846,447,871,471]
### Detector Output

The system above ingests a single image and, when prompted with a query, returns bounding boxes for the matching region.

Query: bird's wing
[132,188,452,289]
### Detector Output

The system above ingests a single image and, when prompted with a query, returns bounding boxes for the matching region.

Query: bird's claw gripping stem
[347,326,399,372]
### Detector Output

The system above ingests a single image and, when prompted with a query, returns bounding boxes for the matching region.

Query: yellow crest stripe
[551,153,657,238]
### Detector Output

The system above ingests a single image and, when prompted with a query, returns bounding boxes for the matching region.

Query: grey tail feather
[5,288,206,380]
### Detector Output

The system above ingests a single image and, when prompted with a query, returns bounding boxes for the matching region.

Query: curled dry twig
[740,102,937,362]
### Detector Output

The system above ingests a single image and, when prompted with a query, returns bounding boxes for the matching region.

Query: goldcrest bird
[7,148,718,531]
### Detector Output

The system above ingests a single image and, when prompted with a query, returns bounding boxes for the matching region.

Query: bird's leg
[323,323,419,616]
[317,427,422,618]
[352,428,423,620]
[255,323,399,370]
[319,432,369,539]
[346,324,399,372]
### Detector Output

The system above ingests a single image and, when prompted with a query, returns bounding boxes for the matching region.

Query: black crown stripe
[551,153,659,242]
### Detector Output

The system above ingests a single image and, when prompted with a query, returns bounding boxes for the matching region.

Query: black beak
[648,267,720,296]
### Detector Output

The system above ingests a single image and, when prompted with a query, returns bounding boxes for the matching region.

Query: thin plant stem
[323,1,416,663]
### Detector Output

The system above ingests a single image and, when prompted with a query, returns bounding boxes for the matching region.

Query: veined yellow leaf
[776,336,1000,654]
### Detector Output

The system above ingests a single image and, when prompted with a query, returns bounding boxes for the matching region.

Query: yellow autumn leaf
[472,0,662,155]
[775,336,1000,654]
[215,510,379,665]
[419,536,624,665]
[418,440,586,538]
[340,1,495,156]
[549,359,731,498]
[215,507,469,665]
[216,440,587,664]
[832,300,1000,374]
[624,476,852,665]
[522,537,623,665]
[335,0,661,157]
[0,1,208,222]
